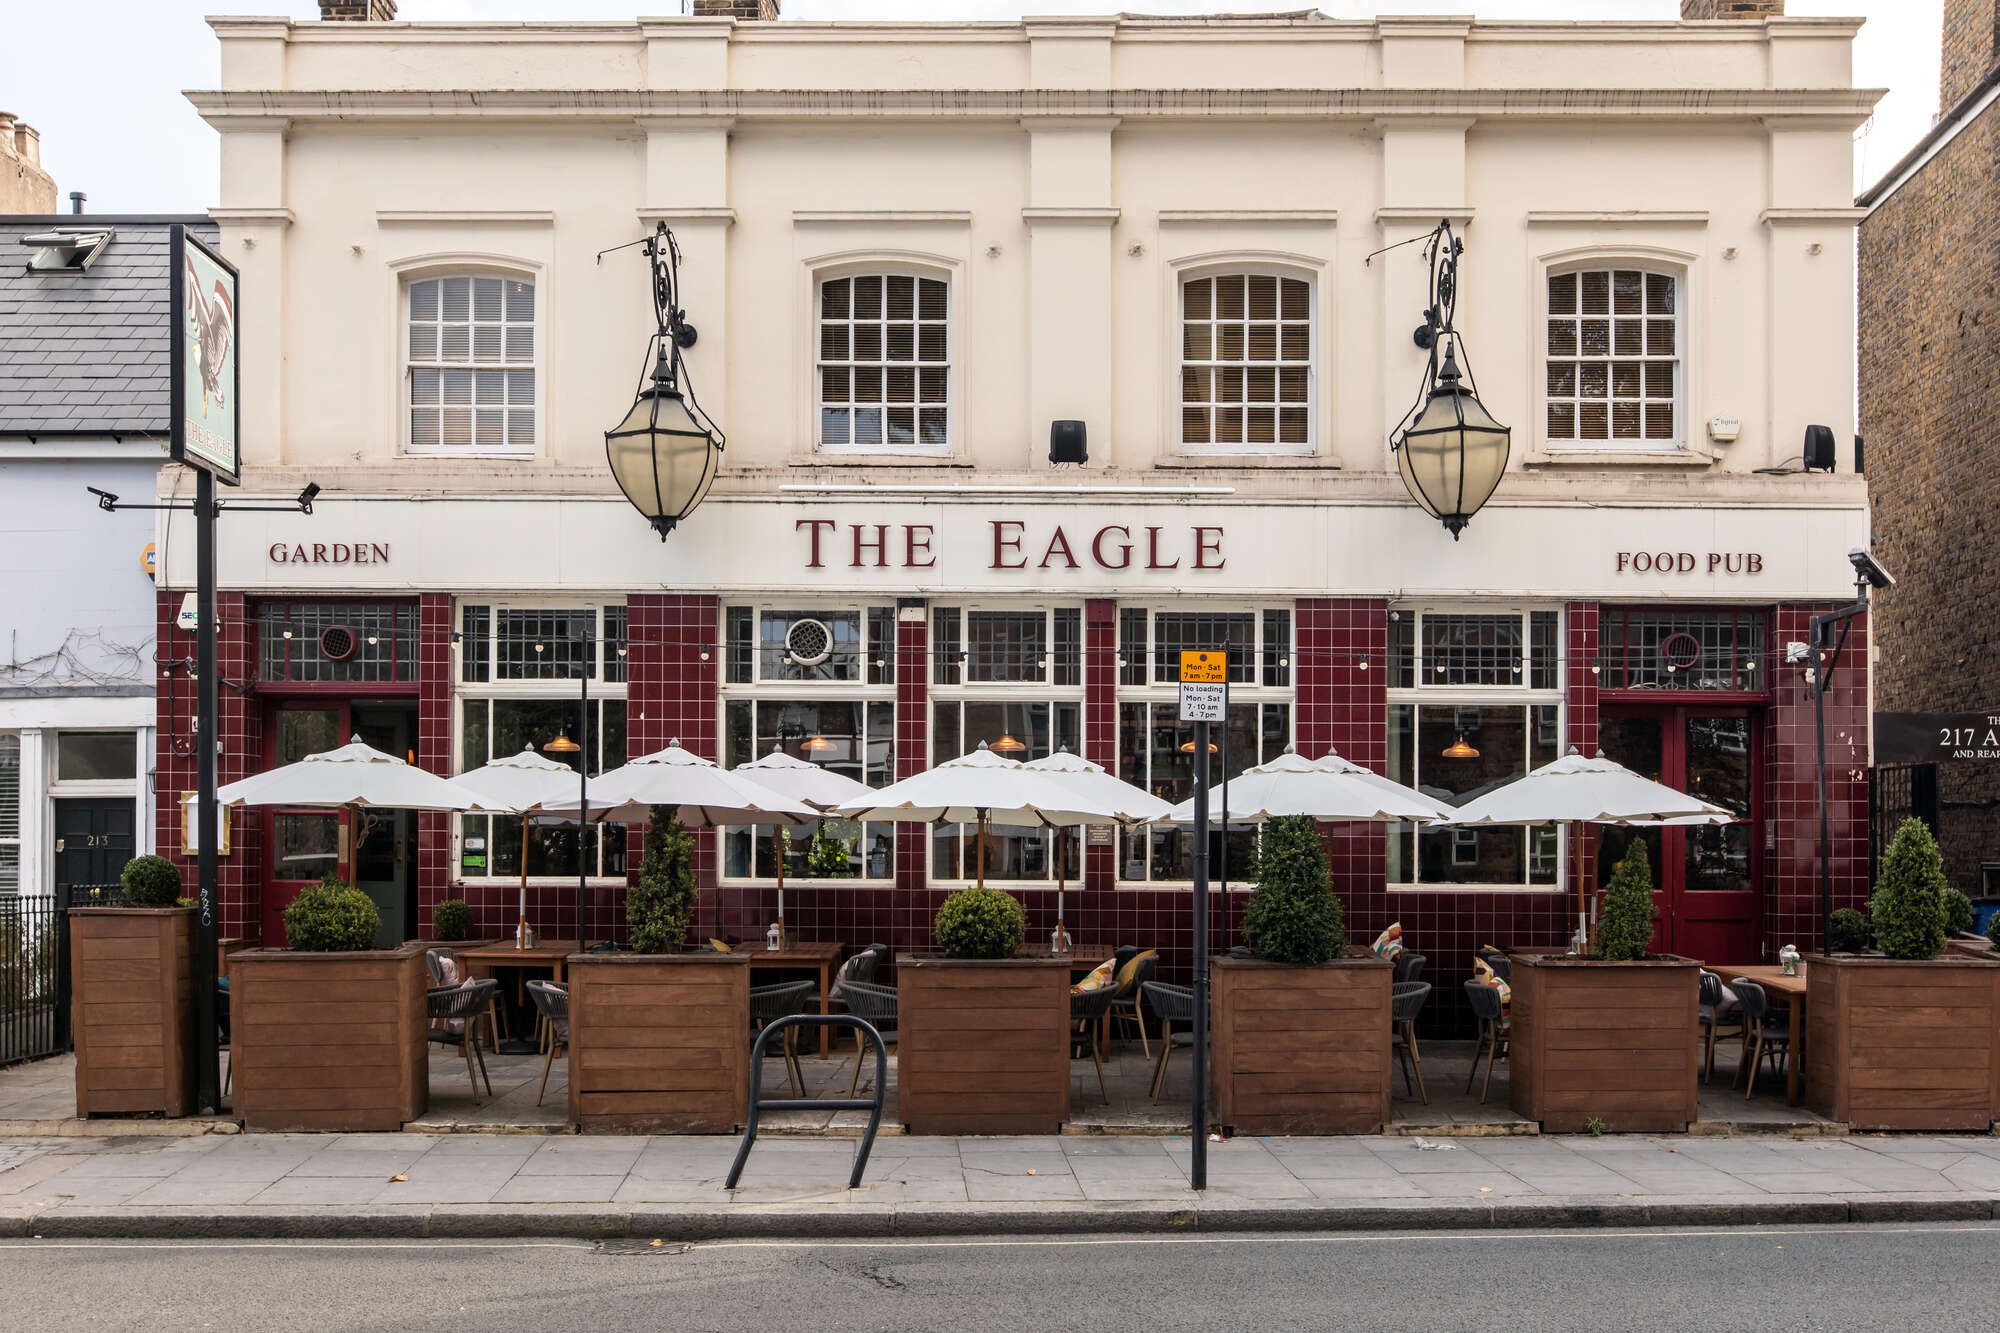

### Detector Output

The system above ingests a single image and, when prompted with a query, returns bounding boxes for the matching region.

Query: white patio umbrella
[1163,748,1459,826]
[545,739,818,827]
[216,737,485,813]
[733,744,875,939]
[828,742,1130,891]
[1022,748,1172,952]
[452,744,585,949]
[1443,747,1736,948]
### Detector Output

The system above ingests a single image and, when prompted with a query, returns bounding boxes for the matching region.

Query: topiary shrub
[1826,907,1872,954]
[1941,886,1975,937]
[1594,839,1657,962]
[1870,817,1949,961]
[282,876,381,952]
[1242,814,1347,965]
[1988,909,2000,953]
[934,885,1027,959]
[119,854,183,908]
[630,807,698,954]
[432,898,473,942]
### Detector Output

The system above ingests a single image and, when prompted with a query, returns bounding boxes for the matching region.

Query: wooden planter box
[1210,955,1391,1135]
[69,908,195,1118]
[1508,952,1700,1134]
[1945,936,1996,961]
[229,942,428,1132]
[898,955,1070,1135]
[567,952,749,1134]
[1804,953,2000,1132]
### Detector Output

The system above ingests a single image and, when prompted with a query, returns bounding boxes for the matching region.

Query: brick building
[159,0,1878,1036]
[1859,0,2000,891]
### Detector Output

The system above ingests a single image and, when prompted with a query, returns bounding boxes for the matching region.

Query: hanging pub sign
[169,224,241,486]
[1875,711,2000,763]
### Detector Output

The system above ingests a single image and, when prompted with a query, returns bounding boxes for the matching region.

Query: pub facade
[163,2,1876,1032]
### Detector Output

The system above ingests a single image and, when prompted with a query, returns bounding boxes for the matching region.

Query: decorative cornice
[187,87,1882,128]
[207,207,295,226]
[635,207,736,226]
[1375,207,1474,226]
[1526,210,1708,225]
[1158,209,1338,225]
[1022,207,1121,225]
[793,210,972,224]
[1759,207,1868,225]
[375,209,554,226]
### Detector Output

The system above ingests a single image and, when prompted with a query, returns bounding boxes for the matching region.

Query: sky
[0,0,1943,215]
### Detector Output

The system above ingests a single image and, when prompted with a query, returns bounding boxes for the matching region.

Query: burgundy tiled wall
[1765,603,1871,950]
[414,594,454,935]
[152,590,262,940]
[1565,601,1601,899]
[625,594,721,947]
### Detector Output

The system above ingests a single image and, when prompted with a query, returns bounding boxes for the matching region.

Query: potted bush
[1508,842,1702,1133]
[69,855,196,1117]
[568,809,749,1134]
[431,898,474,943]
[1211,815,1391,1134]
[229,875,429,1132]
[1806,818,2000,1130]
[898,883,1071,1134]
[1827,907,1872,954]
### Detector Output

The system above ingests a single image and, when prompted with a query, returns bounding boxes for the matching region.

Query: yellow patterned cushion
[1113,948,1157,993]
[1371,923,1404,959]
[1472,954,1512,1008]
[1071,958,1117,996]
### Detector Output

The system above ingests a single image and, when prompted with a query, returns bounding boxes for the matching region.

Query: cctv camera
[1848,548,1894,590]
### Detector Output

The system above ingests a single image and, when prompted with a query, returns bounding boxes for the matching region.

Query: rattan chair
[1730,978,1790,1099]
[1698,970,1745,1084]
[1390,980,1432,1104]
[1141,980,1197,1102]
[1394,952,1428,985]
[1069,983,1118,1105]
[750,979,819,1097]
[1111,952,1159,1056]
[1463,979,1509,1104]
[524,979,567,1106]
[428,977,500,1101]
[830,945,885,1062]
[839,979,898,1096]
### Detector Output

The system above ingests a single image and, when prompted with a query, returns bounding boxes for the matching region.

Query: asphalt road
[5,1224,2000,1332]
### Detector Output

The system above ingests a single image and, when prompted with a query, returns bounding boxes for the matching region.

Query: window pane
[1420,613,1523,687]
[1152,612,1255,683]
[55,732,135,782]
[1417,704,1530,884]
[272,814,340,882]
[757,609,862,682]
[967,611,1046,683]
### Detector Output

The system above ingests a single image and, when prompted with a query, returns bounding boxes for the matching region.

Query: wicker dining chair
[1141,980,1197,1102]
[838,979,899,1096]
[750,979,819,1097]
[428,978,500,1101]
[1111,951,1159,1056]
[524,979,568,1107]
[1394,952,1428,986]
[1731,978,1790,1099]
[1069,983,1119,1105]
[1463,979,1509,1104]
[1698,970,1745,1084]
[1390,980,1432,1104]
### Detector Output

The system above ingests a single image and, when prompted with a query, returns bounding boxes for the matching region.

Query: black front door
[54,798,136,904]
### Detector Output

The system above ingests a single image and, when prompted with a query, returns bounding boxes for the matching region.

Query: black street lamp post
[1811,549,1894,943]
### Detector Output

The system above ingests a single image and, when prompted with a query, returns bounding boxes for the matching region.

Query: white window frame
[395,259,543,461]
[452,600,627,887]
[1168,257,1320,459]
[1113,603,1295,888]
[926,601,1087,887]
[0,732,21,896]
[718,600,898,888]
[1387,604,1565,894]
[811,260,956,458]
[1531,245,1701,461]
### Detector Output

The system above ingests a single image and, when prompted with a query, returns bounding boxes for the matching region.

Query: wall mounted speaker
[1049,419,1088,465]
[1803,424,1836,472]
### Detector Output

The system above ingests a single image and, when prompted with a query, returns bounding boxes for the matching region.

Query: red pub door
[1597,705,1762,965]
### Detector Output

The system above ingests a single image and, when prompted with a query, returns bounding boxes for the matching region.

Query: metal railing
[726,1014,887,1191]
[1870,762,1940,884]
[1,895,63,1066]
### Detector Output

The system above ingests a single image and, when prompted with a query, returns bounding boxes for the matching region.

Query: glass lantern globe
[605,348,722,540]
[1393,343,1510,540]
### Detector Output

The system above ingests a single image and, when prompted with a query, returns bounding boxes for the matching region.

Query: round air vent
[784,617,833,667]
[1659,631,1702,672]
[319,625,359,662]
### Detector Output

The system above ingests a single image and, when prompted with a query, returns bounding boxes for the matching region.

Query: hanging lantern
[1387,221,1511,540]
[604,222,725,540]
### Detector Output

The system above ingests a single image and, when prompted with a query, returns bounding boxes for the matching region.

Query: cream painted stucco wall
[189,13,1877,516]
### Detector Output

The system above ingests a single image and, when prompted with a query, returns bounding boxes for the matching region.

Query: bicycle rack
[726,1013,888,1191]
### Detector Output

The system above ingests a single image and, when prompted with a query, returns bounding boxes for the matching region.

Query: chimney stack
[317,1,397,20]
[1941,0,2000,111]
[1,112,58,214]
[691,1,780,19]
[1679,1,1784,17]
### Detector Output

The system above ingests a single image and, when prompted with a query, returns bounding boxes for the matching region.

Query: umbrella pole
[1053,827,1066,955]
[518,819,530,949]
[774,830,786,947]
[977,810,988,890]
[1573,820,1587,953]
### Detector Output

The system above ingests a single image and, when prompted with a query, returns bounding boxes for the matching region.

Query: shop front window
[1117,700,1290,883]
[259,602,419,684]
[929,699,1081,883]
[1385,606,1565,889]
[724,605,895,687]
[721,699,895,882]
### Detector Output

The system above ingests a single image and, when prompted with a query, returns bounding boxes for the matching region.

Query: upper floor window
[1180,272,1311,453]
[817,273,949,453]
[1545,267,1678,449]
[259,602,419,684]
[406,274,535,457]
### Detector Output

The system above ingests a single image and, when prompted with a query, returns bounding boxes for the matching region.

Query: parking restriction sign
[1179,650,1227,683]
[1178,651,1228,722]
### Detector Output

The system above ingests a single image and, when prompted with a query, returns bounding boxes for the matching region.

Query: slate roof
[0,216,216,435]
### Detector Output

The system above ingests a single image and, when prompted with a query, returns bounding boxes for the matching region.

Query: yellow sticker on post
[1179,650,1227,683]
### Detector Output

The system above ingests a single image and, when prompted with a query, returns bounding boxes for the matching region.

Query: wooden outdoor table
[1726,964,1808,1105]
[1013,943,1117,969]
[734,941,844,1057]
